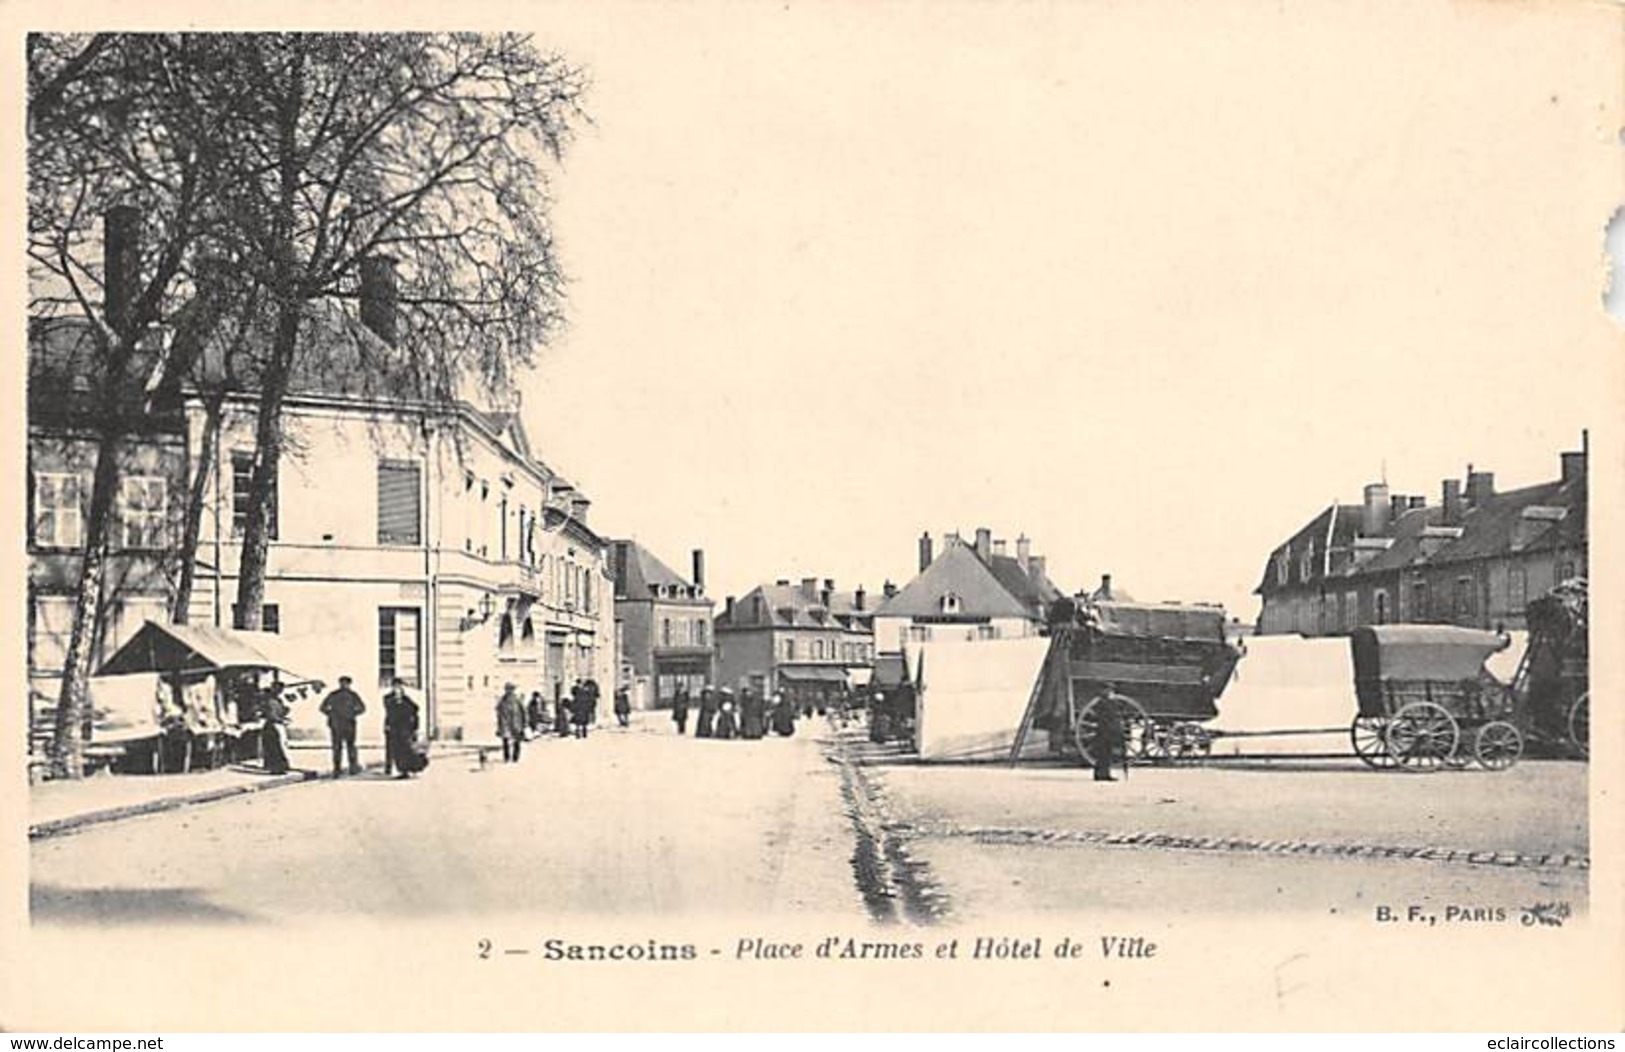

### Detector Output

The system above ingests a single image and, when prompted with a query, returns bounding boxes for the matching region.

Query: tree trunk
[171,392,224,624]
[51,426,124,779]
[232,309,297,631]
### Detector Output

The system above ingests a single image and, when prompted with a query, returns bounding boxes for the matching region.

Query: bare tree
[206,33,587,631]
[28,34,239,777]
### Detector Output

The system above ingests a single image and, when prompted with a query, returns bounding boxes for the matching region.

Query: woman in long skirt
[715,699,738,740]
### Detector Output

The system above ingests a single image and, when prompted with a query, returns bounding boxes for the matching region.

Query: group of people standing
[301,675,423,779]
[494,678,606,763]
[669,685,797,741]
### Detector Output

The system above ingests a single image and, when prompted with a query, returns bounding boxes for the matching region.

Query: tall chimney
[724,595,736,621]
[1362,482,1391,536]
[800,577,818,599]
[104,205,142,339]
[820,586,832,609]
[1443,478,1463,525]
[1390,494,1409,522]
[1098,573,1114,600]
[1028,555,1047,583]
[1016,534,1031,571]
[918,532,934,573]
[974,527,992,561]
[992,539,1007,557]
[1465,469,1495,506]
[359,255,399,347]
[691,549,706,590]
[612,541,629,595]
[883,580,898,599]
[1561,449,1586,485]
[855,585,866,612]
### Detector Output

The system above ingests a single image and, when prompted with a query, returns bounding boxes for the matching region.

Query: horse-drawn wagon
[1347,625,1521,771]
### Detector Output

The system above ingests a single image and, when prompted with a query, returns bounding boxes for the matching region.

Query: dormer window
[1298,551,1314,584]
[1274,551,1289,586]
[940,592,962,614]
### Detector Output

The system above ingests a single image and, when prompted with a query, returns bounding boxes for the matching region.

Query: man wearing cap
[496,682,527,762]
[319,675,367,778]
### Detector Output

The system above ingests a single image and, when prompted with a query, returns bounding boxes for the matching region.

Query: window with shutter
[377,461,422,545]
[231,451,278,540]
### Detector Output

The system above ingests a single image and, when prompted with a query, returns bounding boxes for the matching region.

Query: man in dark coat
[613,687,631,728]
[739,687,765,740]
[496,682,526,763]
[527,691,547,735]
[1091,685,1128,783]
[383,679,421,779]
[569,680,592,739]
[318,675,366,777]
[695,687,717,738]
[671,685,691,735]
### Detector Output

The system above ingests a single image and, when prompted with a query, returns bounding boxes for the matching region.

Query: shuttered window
[377,460,421,546]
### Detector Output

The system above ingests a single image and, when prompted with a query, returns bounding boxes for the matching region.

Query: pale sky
[512,2,1621,618]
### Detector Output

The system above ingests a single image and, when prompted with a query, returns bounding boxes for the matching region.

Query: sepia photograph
[4,0,1622,1035]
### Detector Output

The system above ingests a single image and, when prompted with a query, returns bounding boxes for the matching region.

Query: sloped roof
[1352,503,1443,575]
[1428,479,1581,565]
[876,542,1038,620]
[615,539,701,601]
[717,581,872,630]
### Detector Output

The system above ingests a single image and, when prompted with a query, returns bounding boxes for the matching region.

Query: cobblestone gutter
[901,820,1589,871]
[825,737,953,925]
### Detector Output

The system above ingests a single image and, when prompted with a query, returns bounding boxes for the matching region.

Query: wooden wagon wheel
[1383,701,1460,772]
[1349,716,1398,769]
[1473,720,1523,771]
[1139,720,1174,762]
[1568,693,1589,759]
[1072,693,1151,768]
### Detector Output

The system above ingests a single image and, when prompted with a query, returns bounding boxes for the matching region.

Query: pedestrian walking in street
[613,686,631,728]
[526,691,548,737]
[319,675,366,778]
[496,682,526,763]
[569,680,592,739]
[671,685,691,735]
[740,687,765,740]
[1091,684,1128,783]
[259,677,292,775]
[383,678,421,779]
[770,691,796,737]
[585,678,602,727]
[715,696,738,740]
[554,686,571,738]
[695,687,717,738]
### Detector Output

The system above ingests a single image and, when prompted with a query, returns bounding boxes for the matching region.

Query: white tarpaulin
[1206,636,1356,756]
[87,672,164,744]
[912,636,1053,762]
[1207,631,1528,757]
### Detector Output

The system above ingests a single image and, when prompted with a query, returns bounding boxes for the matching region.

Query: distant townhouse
[611,540,715,708]
[1255,445,1588,636]
[27,267,615,749]
[713,577,876,709]
[872,527,1062,653]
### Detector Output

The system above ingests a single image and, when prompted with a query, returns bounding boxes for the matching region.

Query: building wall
[874,614,1033,651]
[187,398,613,742]
[714,628,776,694]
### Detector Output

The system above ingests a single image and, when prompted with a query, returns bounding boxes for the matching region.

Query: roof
[1427,478,1583,565]
[876,541,1059,621]
[716,581,875,631]
[614,539,703,602]
[98,621,284,677]
[1258,461,1588,601]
